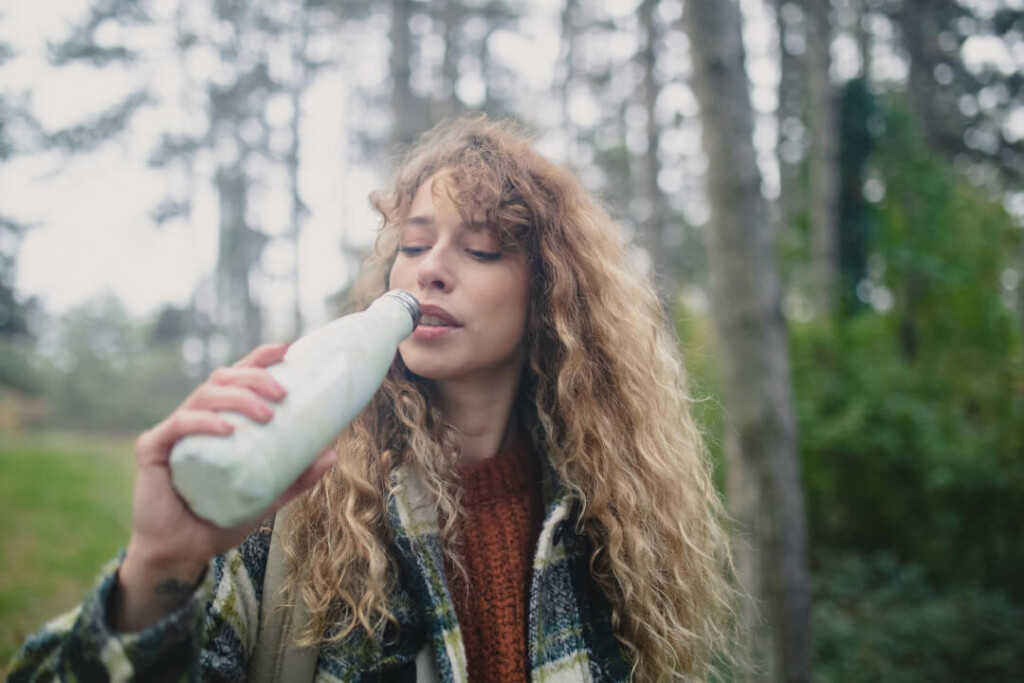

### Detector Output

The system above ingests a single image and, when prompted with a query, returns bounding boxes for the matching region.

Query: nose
[416,244,453,293]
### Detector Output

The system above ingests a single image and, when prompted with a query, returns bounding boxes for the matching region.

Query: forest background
[1,0,1023,680]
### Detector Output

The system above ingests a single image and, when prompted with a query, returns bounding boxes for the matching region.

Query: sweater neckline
[455,437,541,508]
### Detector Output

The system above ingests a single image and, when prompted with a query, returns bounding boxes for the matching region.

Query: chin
[405,366,449,381]
[399,352,454,381]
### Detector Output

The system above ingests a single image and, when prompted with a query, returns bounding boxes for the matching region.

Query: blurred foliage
[680,95,1024,679]
[792,313,1024,594]
[795,98,1023,590]
[9,294,199,434]
[874,102,1021,367]
[837,77,874,315]
[0,343,44,398]
[813,553,1024,683]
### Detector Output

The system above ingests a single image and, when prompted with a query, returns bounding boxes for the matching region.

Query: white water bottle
[169,289,420,527]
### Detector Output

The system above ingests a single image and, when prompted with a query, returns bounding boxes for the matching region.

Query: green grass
[0,431,136,668]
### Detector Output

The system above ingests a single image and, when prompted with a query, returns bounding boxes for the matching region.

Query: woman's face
[388,174,530,385]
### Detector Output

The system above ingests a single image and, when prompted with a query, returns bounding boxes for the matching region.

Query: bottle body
[169,290,420,527]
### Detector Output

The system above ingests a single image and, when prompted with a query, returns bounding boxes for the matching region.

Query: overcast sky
[4,0,391,338]
[4,0,1019,339]
[3,0,576,337]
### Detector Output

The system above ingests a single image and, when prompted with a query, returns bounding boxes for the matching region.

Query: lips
[412,304,460,340]
[418,304,461,327]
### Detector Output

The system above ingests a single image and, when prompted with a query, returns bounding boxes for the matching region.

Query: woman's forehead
[408,175,491,228]
[398,169,528,248]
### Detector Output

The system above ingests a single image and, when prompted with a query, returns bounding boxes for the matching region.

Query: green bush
[0,341,44,395]
[791,99,1024,595]
[791,313,1024,595]
[814,553,1024,682]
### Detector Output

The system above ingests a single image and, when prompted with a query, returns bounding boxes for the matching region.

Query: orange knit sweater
[444,439,545,683]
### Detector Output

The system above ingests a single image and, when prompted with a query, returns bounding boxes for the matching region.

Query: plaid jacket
[7,447,632,682]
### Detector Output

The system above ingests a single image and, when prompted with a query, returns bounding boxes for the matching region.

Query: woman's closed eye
[468,249,501,262]
[398,245,501,262]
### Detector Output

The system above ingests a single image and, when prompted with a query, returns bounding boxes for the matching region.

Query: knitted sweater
[7,430,632,682]
[445,438,545,682]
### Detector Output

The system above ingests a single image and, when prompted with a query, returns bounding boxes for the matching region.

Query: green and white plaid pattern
[7,445,631,682]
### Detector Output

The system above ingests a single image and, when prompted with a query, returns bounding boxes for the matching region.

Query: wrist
[113,542,208,633]
[123,536,208,583]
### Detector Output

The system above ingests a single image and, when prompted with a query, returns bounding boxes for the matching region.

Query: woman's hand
[112,342,338,632]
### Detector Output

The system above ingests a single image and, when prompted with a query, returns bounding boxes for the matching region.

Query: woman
[9,116,735,682]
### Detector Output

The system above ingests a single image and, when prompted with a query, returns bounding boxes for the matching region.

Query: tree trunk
[806,0,839,317]
[435,0,462,121]
[289,2,310,339]
[216,169,265,359]
[558,0,578,161]
[899,0,944,150]
[837,78,873,314]
[893,0,941,360]
[772,0,804,238]
[390,0,419,149]
[480,25,499,115]
[188,276,216,380]
[682,1,813,681]
[853,0,871,80]
[638,0,675,307]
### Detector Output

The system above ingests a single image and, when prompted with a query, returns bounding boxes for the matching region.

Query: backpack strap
[248,502,319,682]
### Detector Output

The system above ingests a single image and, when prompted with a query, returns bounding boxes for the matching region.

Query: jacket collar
[384,431,604,682]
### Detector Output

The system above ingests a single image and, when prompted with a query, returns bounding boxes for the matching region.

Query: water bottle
[169,289,420,527]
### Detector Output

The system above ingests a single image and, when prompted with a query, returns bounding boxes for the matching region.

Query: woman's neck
[435,366,523,466]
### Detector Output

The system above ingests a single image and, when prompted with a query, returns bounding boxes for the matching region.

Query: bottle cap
[384,289,421,327]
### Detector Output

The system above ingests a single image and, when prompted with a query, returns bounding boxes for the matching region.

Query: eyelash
[397,246,501,262]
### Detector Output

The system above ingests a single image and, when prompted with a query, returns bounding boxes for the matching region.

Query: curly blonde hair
[282,115,737,680]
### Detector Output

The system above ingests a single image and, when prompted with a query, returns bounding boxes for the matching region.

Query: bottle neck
[368,292,418,342]
[381,289,421,328]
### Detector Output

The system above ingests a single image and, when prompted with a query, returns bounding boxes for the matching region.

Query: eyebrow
[402,215,491,232]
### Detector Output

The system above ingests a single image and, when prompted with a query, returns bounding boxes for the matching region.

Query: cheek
[486,273,530,341]
[388,261,409,290]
